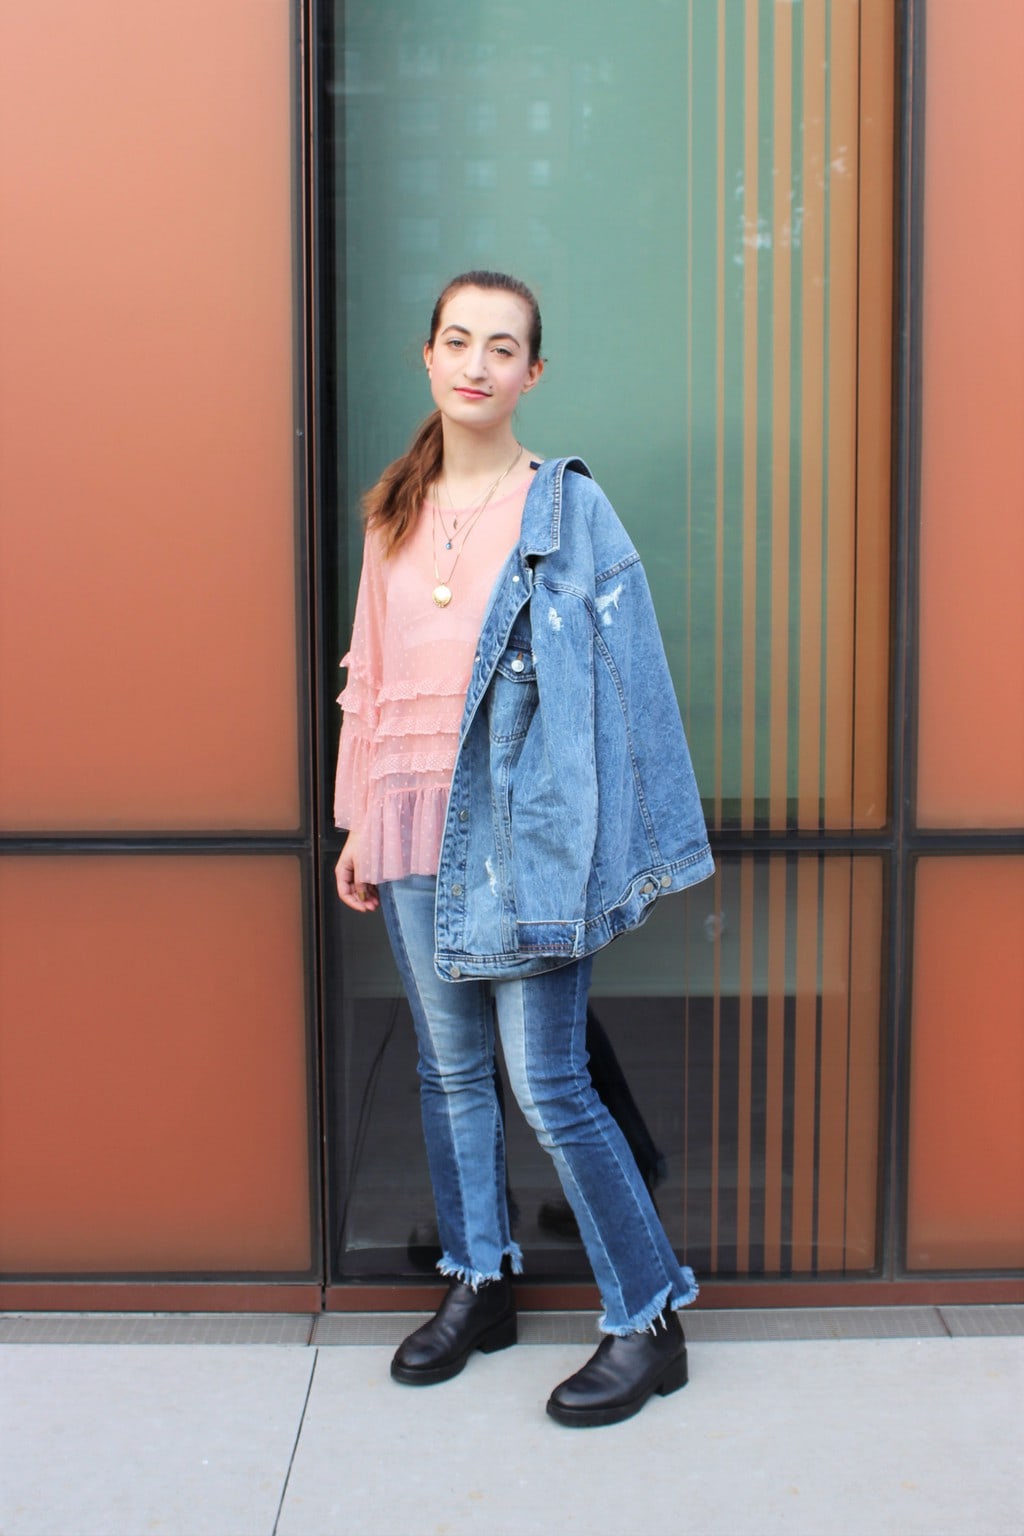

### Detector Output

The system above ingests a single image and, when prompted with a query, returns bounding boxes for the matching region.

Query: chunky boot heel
[546,1309,690,1428]
[655,1348,689,1396]
[391,1274,517,1386]
[477,1313,518,1354]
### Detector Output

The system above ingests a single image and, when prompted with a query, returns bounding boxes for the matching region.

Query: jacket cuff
[515,919,583,955]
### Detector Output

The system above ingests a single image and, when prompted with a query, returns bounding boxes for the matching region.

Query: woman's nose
[464,347,488,379]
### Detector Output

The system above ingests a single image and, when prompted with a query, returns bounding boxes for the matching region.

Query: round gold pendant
[432,584,452,608]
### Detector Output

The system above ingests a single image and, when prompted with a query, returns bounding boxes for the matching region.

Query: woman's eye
[494,346,513,358]
[446,338,465,349]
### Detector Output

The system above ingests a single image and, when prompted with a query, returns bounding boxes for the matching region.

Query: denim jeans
[380,875,699,1335]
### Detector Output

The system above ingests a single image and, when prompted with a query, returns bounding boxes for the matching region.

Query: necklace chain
[431,444,523,608]
[435,446,521,546]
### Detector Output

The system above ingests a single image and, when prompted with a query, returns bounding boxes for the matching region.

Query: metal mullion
[709,832,892,856]
[888,0,926,1284]
[905,830,1024,853]
[308,0,348,1298]
[0,835,309,854]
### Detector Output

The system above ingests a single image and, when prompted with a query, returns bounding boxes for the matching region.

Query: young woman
[334,271,713,1428]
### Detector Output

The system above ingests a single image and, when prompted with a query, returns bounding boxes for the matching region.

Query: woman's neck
[438,422,523,496]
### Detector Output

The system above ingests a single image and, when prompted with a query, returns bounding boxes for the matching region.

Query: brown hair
[362,271,542,555]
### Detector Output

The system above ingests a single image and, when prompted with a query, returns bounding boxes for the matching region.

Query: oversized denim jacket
[434,456,714,980]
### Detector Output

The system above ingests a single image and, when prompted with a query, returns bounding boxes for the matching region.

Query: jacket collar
[520,456,593,558]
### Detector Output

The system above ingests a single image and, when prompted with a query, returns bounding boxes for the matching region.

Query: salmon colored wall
[907,858,1024,1269]
[0,2,313,1282]
[917,0,1024,828]
[0,857,312,1272]
[0,2,300,830]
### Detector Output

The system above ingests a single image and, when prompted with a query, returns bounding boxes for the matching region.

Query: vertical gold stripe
[791,857,820,1270]
[817,856,852,1269]
[715,0,727,827]
[798,0,827,829]
[845,857,883,1267]
[763,857,788,1270]
[681,892,691,1250]
[710,869,722,1269]
[852,0,895,828]
[822,0,860,826]
[737,858,754,1273]
[741,0,759,829]
[769,0,793,828]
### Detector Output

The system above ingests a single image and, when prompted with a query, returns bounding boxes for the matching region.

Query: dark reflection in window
[324,855,883,1282]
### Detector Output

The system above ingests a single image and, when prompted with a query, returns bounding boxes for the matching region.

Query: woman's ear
[423,342,432,376]
[521,357,544,393]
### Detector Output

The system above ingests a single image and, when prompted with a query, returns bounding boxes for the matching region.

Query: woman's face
[424,286,543,432]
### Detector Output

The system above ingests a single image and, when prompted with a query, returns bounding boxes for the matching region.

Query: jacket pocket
[487,638,537,744]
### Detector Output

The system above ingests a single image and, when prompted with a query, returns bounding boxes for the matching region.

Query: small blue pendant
[445,540,452,550]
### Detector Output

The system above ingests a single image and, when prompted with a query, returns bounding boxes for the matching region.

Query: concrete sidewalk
[1,1307,1021,1536]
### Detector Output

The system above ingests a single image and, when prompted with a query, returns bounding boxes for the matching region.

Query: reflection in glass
[325,854,883,1281]
[332,0,889,835]
[398,158,440,196]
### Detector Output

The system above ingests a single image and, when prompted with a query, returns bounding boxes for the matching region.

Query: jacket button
[450,966,461,979]
[451,883,463,896]
[642,881,655,894]
[511,658,525,673]
[458,809,469,822]
[512,574,520,583]
[660,875,671,887]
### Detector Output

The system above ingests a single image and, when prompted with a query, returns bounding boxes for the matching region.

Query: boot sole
[390,1312,518,1386]
[545,1348,688,1428]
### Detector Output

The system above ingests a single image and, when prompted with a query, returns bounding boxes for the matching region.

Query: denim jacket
[434,456,714,980]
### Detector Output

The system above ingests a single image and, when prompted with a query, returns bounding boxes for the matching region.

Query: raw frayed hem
[597,1268,700,1337]
[437,1242,524,1291]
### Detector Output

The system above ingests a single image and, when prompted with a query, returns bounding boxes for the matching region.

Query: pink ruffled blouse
[334,477,530,883]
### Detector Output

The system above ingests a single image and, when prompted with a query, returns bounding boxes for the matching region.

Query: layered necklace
[430,443,523,608]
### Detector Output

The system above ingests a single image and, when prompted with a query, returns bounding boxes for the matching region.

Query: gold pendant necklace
[431,444,523,607]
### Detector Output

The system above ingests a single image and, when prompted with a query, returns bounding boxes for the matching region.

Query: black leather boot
[546,1309,688,1427]
[391,1274,517,1385]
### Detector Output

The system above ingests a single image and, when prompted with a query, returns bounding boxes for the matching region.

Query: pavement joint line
[1,1303,1022,1345]
[271,1348,318,1536]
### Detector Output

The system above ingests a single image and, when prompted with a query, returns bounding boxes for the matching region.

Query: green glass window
[321,0,895,1285]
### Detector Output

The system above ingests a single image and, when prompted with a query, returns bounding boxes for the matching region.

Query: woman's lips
[454,388,490,399]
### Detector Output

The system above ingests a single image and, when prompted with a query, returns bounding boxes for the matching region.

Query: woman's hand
[335,834,380,913]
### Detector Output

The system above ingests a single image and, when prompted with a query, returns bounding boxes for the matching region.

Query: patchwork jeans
[380,875,698,1334]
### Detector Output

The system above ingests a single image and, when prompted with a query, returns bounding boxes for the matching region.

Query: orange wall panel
[907,858,1024,1270]
[917,0,1024,828]
[0,1,300,830]
[0,856,313,1273]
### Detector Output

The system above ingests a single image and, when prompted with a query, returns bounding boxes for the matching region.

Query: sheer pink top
[333,478,530,883]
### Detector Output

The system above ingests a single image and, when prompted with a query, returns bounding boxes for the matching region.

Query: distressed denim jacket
[434,456,714,980]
